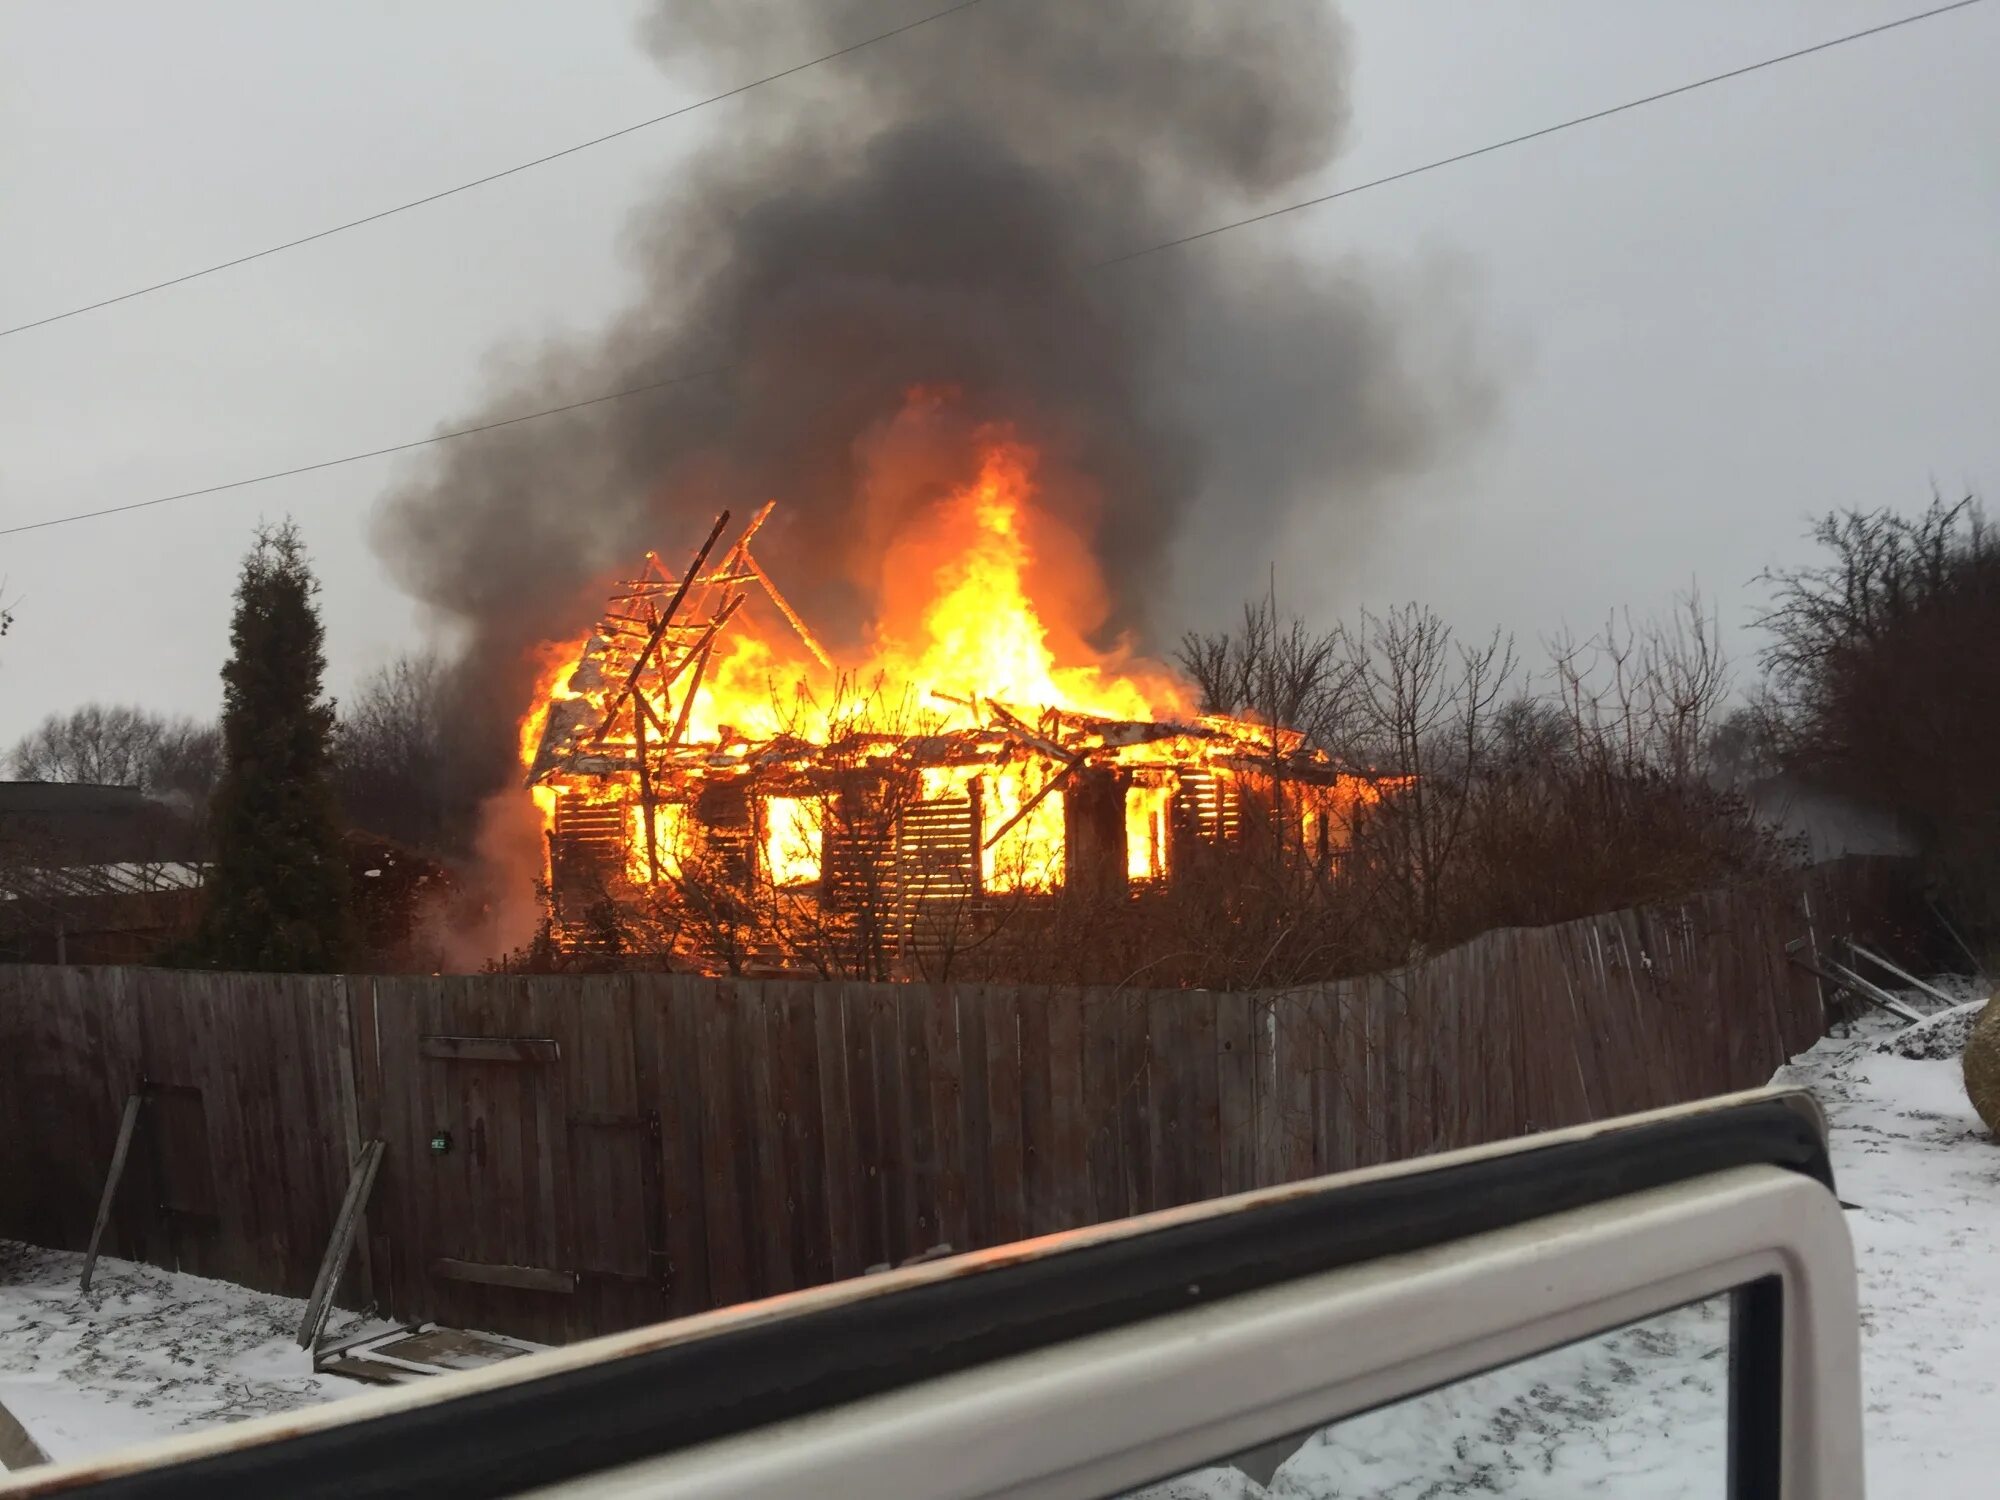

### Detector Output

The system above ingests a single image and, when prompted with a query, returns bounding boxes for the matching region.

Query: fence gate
[418,1035,579,1333]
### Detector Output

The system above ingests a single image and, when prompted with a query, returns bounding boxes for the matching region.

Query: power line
[0,0,991,342]
[3,0,1984,541]
[0,369,725,537]
[1095,0,1990,269]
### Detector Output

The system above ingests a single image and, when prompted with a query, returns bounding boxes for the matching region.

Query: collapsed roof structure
[524,502,1385,976]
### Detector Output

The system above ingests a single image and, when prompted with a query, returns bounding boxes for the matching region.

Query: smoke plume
[374,0,1485,885]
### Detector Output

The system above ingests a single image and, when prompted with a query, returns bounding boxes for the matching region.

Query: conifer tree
[187,522,350,971]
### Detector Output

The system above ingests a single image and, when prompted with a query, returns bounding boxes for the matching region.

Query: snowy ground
[4,1000,1996,1492]
[0,1245,388,1469]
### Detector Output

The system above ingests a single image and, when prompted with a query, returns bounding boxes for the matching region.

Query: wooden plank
[1018,987,1055,1233]
[1182,990,1221,1204]
[867,986,911,1265]
[841,984,890,1272]
[419,1036,560,1064]
[1080,986,1126,1223]
[1046,986,1089,1228]
[649,975,712,1319]
[1146,991,1189,1209]
[333,979,376,1311]
[431,1258,576,1295]
[563,974,659,1337]
[924,985,968,1256]
[80,1093,143,1294]
[1248,994,1278,1189]
[1113,990,1153,1215]
[1401,963,1435,1157]
[693,979,751,1308]
[813,981,863,1280]
[296,1140,385,1348]
[983,986,1027,1244]
[778,982,833,1288]
[737,982,795,1296]
[1286,988,1324,1182]
[0,1394,51,1471]
[897,983,940,1253]
[1487,934,1519,1141]
[954,984,995,1252]
[1314,982,1351,1174]
[1215,990,1255,1195]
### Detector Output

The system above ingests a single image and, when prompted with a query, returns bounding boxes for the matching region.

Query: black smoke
[375,0,1486,847]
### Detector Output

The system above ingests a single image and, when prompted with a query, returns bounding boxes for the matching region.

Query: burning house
[370,5,1474,977]
[524,439,1386,975]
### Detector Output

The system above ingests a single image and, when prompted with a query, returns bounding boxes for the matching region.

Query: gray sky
[2,0,1996,747]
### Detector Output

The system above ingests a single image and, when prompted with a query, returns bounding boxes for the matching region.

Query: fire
[878,439,1185,724]
[763,796,821,888]
[519,392,1393,968]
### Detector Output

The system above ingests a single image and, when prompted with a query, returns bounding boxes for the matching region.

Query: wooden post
[80,1093,144,1294]
[669,639,717,747]
[1849,941,1963,1009]
[297,1139,386,1350]
[634,701,661,885]
[741,551,835,671]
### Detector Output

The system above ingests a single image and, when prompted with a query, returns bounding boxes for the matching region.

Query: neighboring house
[1745,774,1917,864]
[0,781,206,963]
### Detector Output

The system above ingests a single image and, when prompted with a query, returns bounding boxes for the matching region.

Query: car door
[0,1086,1859,1500]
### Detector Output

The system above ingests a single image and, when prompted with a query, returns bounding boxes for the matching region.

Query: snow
[4,998,1998,1492]
[0,1243,390,1468]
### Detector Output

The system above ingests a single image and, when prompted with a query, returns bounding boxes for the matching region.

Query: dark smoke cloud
[374,0,1487,828]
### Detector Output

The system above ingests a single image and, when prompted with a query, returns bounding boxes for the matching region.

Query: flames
[519,420,1193,773]
[518,397,1386,955]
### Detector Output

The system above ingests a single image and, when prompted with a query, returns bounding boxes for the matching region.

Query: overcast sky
[2,0,1995,748]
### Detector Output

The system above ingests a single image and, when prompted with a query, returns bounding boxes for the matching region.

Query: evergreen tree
[187,522,350,971]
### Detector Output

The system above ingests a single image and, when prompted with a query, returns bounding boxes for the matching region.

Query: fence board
[954,984,995,1254]
[0,858,1907,1343]
[1081,987,1127,1222]
[924,986,967,1257]
[839,982,889,1274]
[1145,992,1189,1208]
[1113,991,1153,1216]
[1046,987,1089,1231]
[896,985,939,1254]
[693,979,751,1308]
[1215,991,1255,1198]
[812,981,861,1282]
[1017,984,1055,1233]
[779,982,833,1288]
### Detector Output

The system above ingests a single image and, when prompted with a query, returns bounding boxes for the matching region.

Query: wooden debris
[296,1139,385,1350]
[80,1093,144,1295]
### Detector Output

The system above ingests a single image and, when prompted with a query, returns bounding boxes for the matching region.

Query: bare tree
[7,703,218,798]
[1177,598,1355,751]
[335,652,476,852]
[1337,604,1517,953]
[1756,494,2000,940]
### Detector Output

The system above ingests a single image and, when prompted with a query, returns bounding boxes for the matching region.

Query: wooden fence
[0,859,1903,1344]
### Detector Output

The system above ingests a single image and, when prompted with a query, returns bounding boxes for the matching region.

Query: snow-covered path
[4,1004,1997,1492]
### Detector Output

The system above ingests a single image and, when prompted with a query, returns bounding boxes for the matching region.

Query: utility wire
[1095,0,1990,268]
[2,0,1985,540]
[0,0,991,341]
[0,369,725,537]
